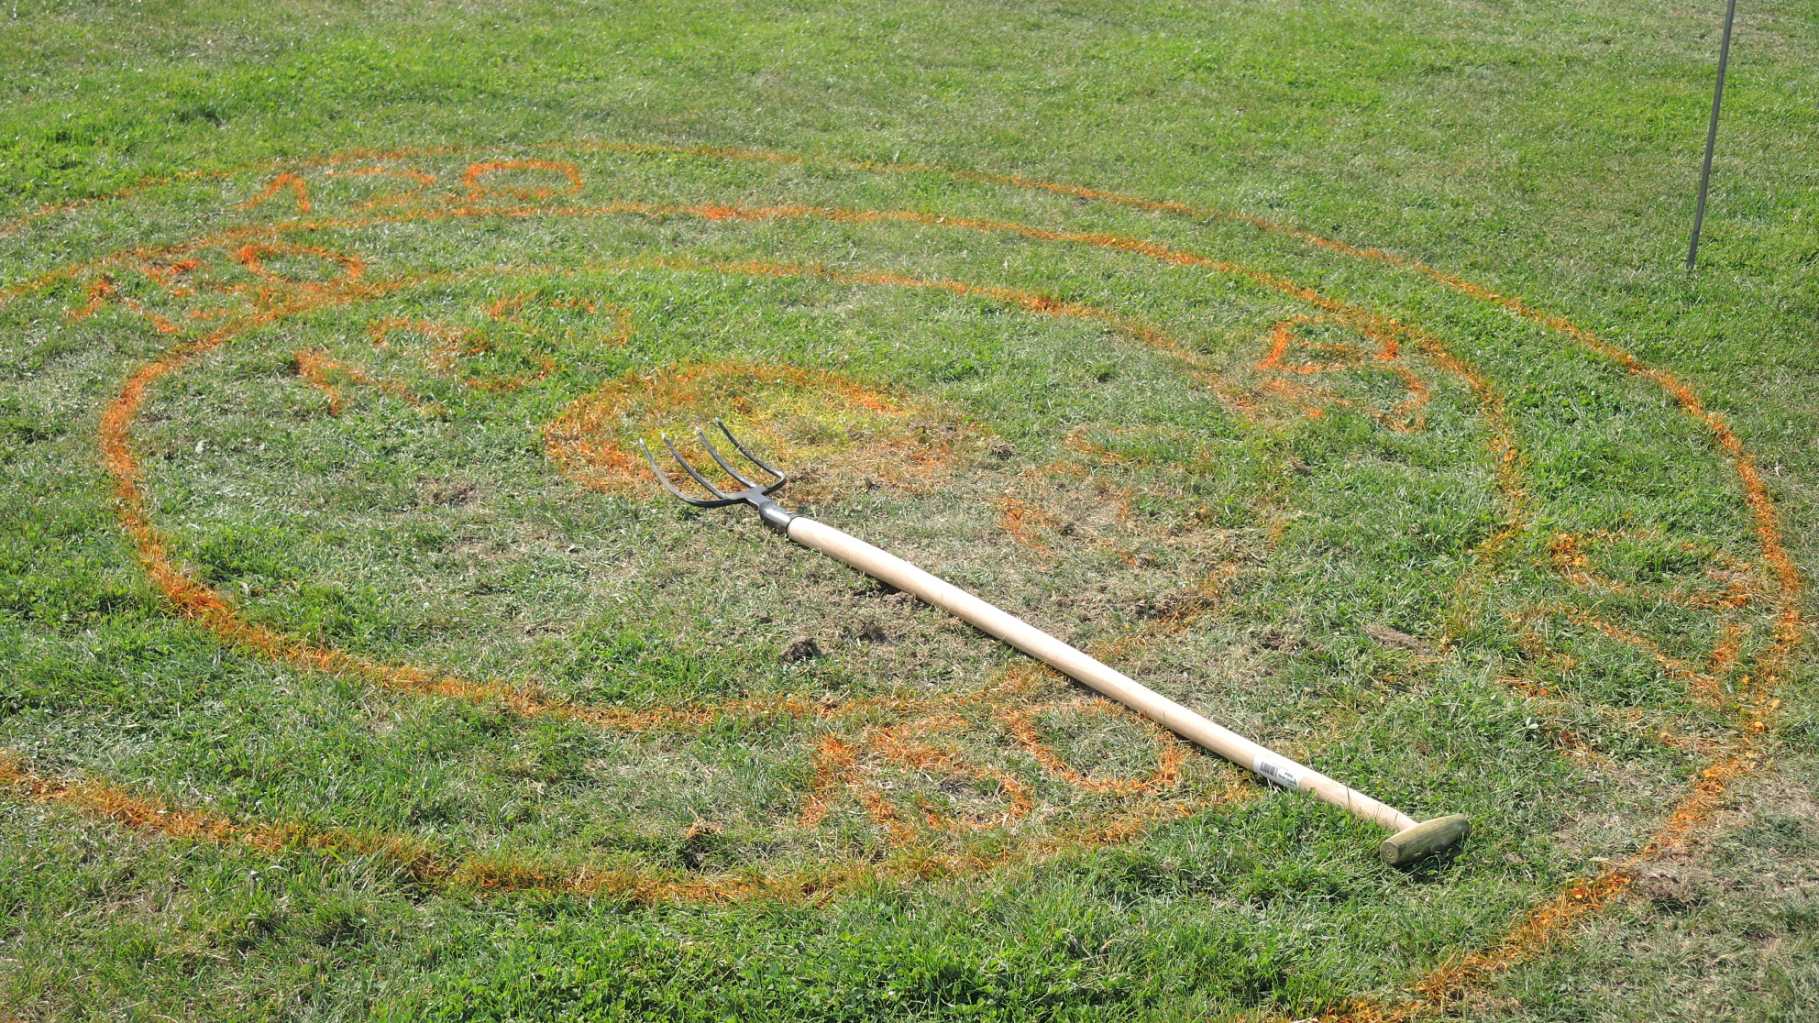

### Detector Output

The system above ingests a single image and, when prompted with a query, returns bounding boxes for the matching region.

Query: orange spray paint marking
[88,256,1242,895]
[999,699,1185,796]
[1517,532,1763,716]
[0,740,1251,906]
[1565,604,1726,709]
[234,241,364,290]
[462,159,583,201]
[66,275,116,321]
[332,162,439,210]
[1255,316,1431,431]
[1547,531,1759,610]
[369,316,477,366]
[487,290,619,336]
[84,227,1504,911]
[798,735,859,829]
[367,314,557,392]
[544,357,949,501]
[293,348,438,416]
[497,151,1786,1011]
[66,270,192,335]
[7,199,1510,498]
[0,143,1798,1008]
[336,163,436,185]
[238,172,311,215]
[482,290,632,377]
[138,256,202,292]
[1323,754,1759,1023]
[860,715,1035,842]
[996,496,1060,557]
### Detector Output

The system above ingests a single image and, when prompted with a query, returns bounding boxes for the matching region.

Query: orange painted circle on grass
[75,223,1514,916]
[233,240,365,288]
[999,698,1186,797]
[545,359,960,502]
[0,140,1802,1023]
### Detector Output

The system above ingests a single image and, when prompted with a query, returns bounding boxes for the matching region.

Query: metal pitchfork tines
[640,419,795,532]
[642,420,1470,867]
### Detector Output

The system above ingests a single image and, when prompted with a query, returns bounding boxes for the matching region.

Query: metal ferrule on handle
[786,515,1418,833]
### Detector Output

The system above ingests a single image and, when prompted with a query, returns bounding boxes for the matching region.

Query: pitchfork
[642,420,1469,866]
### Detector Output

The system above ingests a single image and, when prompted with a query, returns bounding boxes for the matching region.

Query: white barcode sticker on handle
[1253,755,1303,790]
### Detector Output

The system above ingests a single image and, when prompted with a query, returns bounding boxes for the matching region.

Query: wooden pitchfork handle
[641,420,1469,866]
[789,517,1467,866]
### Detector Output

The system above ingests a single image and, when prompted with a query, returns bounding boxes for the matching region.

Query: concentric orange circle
[546,359,962,502]
[0,140,1800,1022]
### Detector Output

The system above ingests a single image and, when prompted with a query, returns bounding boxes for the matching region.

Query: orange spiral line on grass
[237,172,311,216]
[87,252,1268,753]
[462,159,584,202]
[0,742,1240,907]
[999,699,1186,797]
[1,141,1800,1015]
[1255,315,1432,431]
[73,206,1526,921]
[74,218,1279,896]
[33,193,1528,561]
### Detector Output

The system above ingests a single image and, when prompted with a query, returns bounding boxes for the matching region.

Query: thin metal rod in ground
[1687,0,1739,272]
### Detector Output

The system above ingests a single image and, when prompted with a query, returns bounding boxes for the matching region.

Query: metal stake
[1687,0,1739,271]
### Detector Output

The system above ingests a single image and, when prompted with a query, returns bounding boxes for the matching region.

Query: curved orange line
[0,141,1797,1017]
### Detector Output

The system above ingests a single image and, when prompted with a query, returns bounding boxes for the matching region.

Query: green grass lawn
[1,2,1815,1020]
